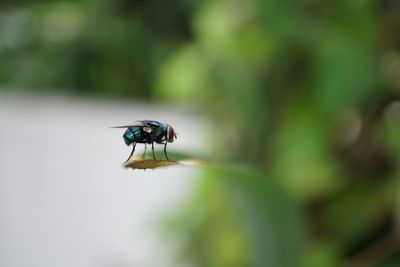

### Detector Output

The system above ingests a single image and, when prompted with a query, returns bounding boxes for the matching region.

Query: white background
[0,93,207,267]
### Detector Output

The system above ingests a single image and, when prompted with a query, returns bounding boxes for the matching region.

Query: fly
[112,120,177,162]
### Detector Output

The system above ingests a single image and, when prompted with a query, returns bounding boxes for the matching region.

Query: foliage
[158,0,400,267]
[0,0,199,98]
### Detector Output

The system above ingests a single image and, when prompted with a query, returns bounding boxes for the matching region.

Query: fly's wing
[112,121,161,139]
[137,120,163,128]
[110,121,146,128]
[110,125,136,128]
[111,120,158,128]
[111,123,154,134]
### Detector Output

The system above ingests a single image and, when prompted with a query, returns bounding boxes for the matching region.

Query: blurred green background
[1,0,400,266]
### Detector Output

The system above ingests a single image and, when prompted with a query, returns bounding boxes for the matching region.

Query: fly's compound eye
[167,126,175,142]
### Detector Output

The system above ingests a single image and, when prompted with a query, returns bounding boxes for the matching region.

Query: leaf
[123,150,207,170]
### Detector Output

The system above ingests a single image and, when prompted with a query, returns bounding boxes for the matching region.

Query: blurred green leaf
[164,165,305,267]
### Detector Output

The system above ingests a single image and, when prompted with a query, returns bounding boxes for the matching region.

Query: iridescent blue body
[123,120,166,145]
[123,126,142,145]
[113,120,177,161]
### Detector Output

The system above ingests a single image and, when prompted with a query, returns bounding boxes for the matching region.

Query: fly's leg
[151,142,156,160]
[163,142,170,160]
[126,142,136,162]
[142,143,147,158]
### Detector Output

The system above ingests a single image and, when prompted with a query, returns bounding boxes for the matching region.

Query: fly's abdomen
[123,127,142,145]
